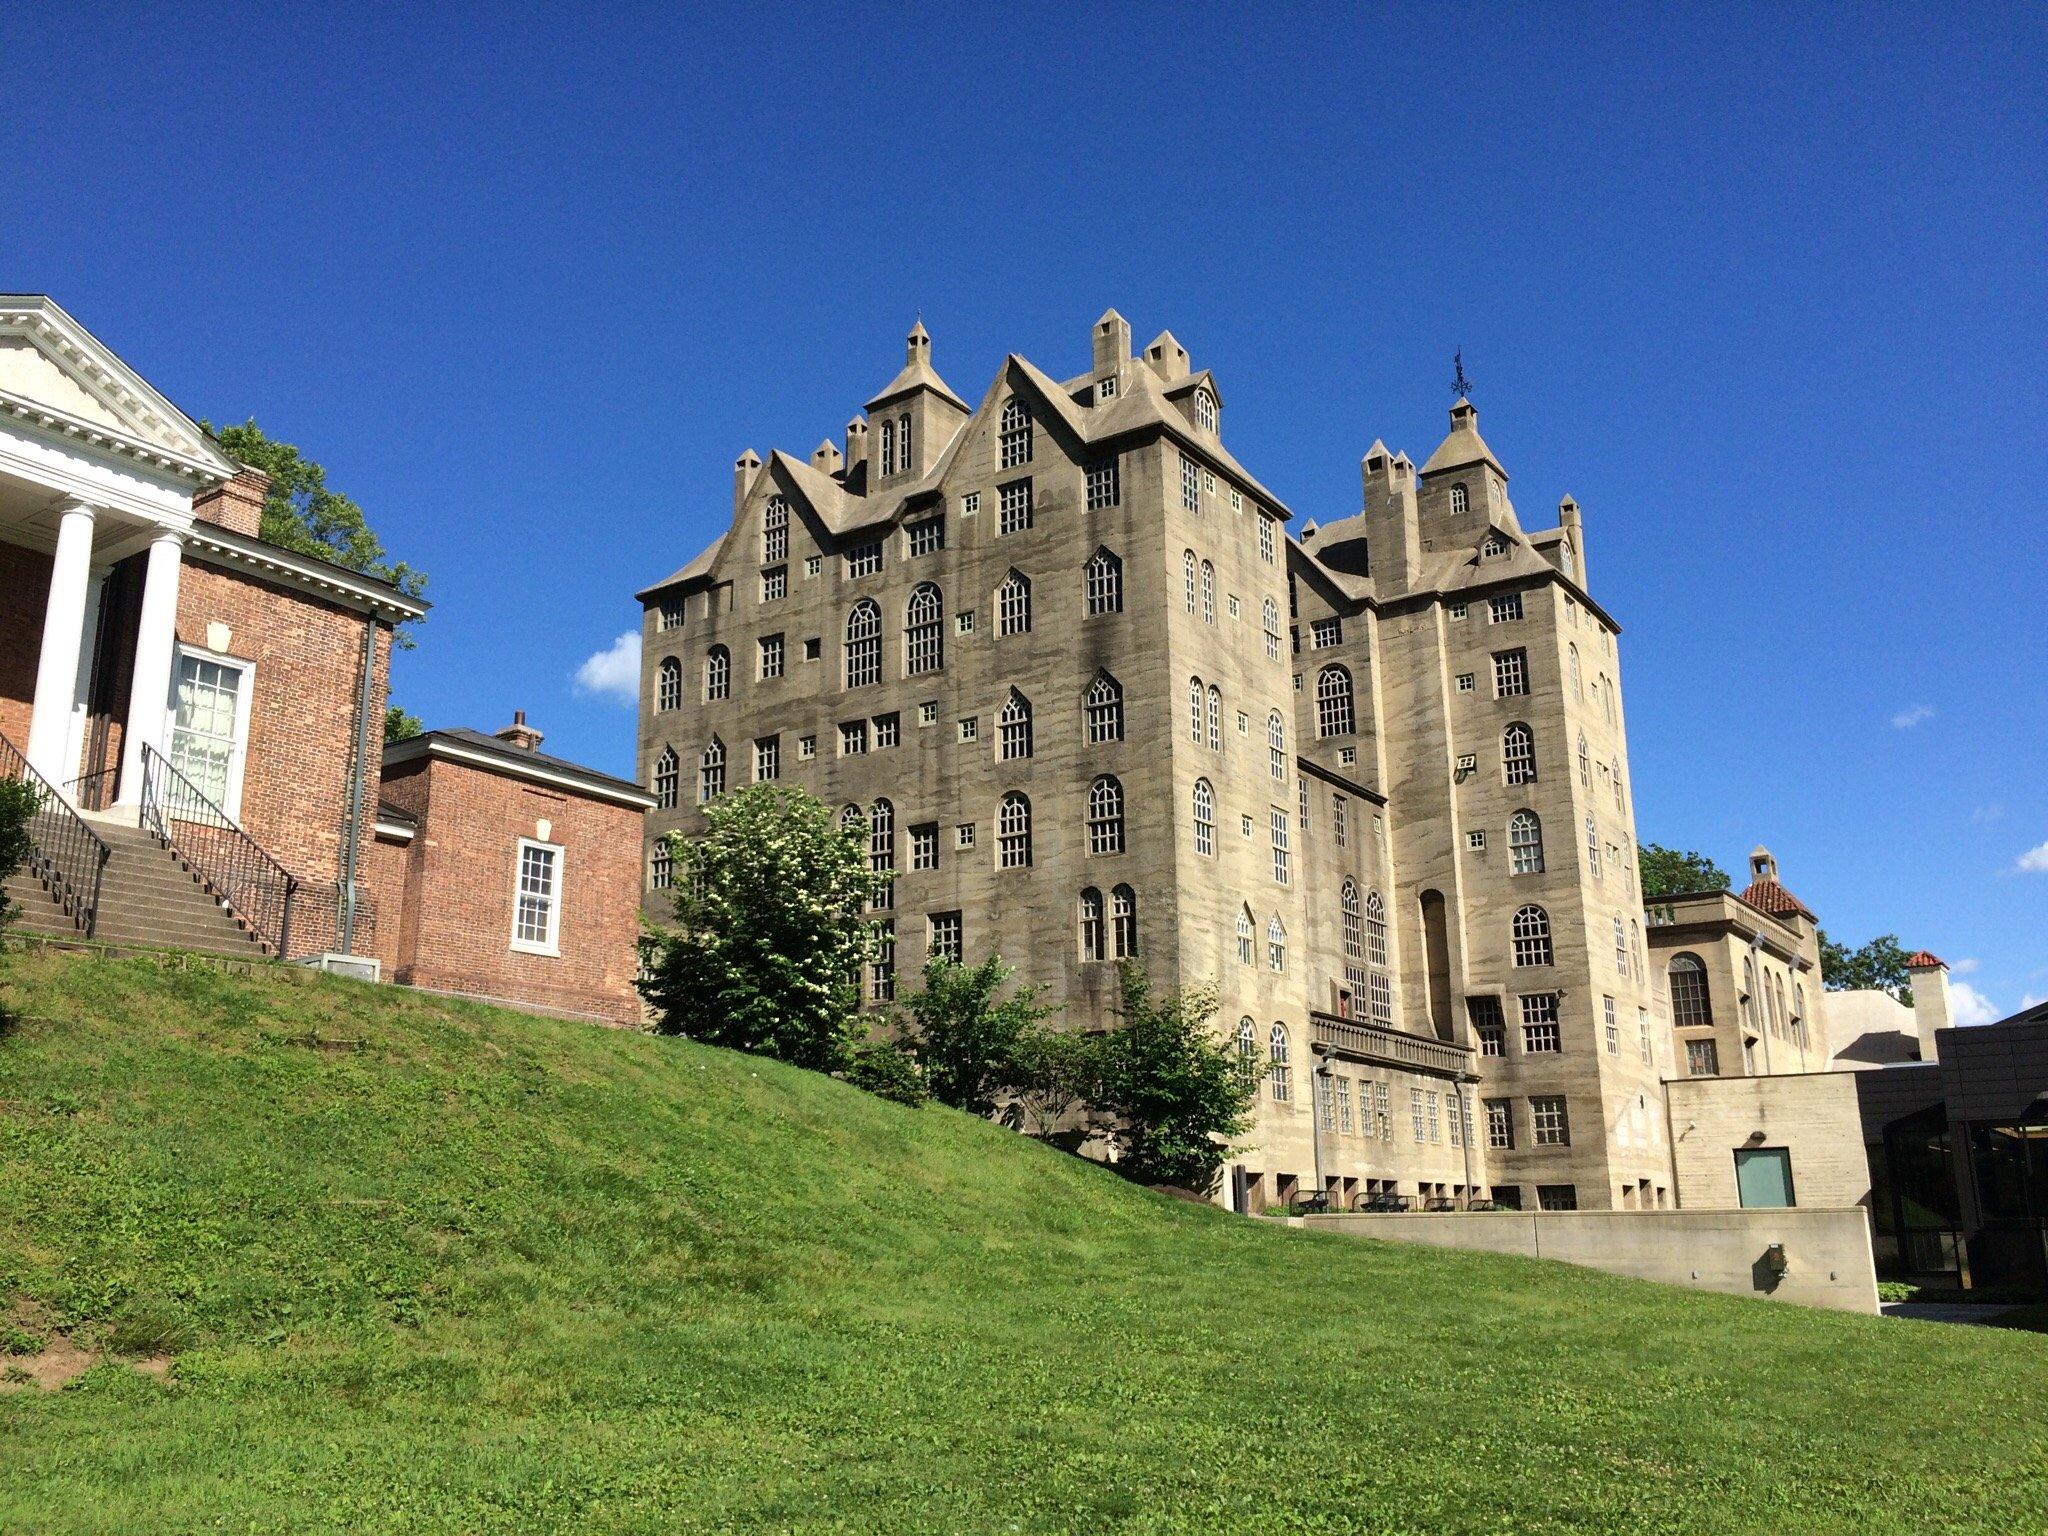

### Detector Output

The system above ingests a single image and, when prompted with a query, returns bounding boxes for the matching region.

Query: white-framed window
[704,645,731,701]
[997,792,1031,868]
[1449,601,1468,621]
[1268,1023,1291,1100]
[758,634,784,680]
[1085,671,1124,743]
[1086,457,1120,510]
[1267,914,1287,972]
[844,601,881,687]
[1493,649,1528,697]
[650,840,672,890]
[873,713,899,749]
[999,690,1032,760]
[1201,560,1216,624]
[1267,711,1287,780]
[762,495,789,562]
[1079,887,1104,961]
[997,569,1032,636]
[656,656,681,712]
[1520,993,1560,1053]
[1206,686,1221,750]
[961,491,980,518]
[1531,1096,1570,1146]
[999,397,1032,469]
[1333,796,1348,846]
[1263,598,1281,660]
[905,583,943,676]
[1181,454,1200,512]
[1193,778,1215,856]
[1310,616,1342,648]
[1449,483,1469,516]
[1509,809,1543,873]
[754,736,779,782]
[511,837,563,956]
[1236,906,1255,966]
[1512,905,1553,967]
[845,541,884,579]
[1087,775,1125,855]
[1486,1098,1514,1149]
[1366,890,1389,966]
[998,478,1032,535]
[1269,808,1290,884]
[761,566,786,603]
[1110,883,1138,958]
[1182,549,1198,612]
[1315,665,1354,737]
[906,517,944,557]
[910,823,938,871]
[652,745,678,808]
[1586,817,1603,879]
[1258,517,1275,565]
[1194,387,1217,434]
[1503,722,1537,784]
[1085,547,1123,615]
[657,595,684,631]
[1488,592,1522,623]
[1604,995,1620,1054]
[698,738,725,802]
[928,911,963,964]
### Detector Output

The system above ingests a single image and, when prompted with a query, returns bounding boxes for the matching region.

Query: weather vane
[1451,349,1474,401]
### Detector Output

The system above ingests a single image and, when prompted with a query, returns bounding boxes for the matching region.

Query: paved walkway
[1880,1301,2021,1325]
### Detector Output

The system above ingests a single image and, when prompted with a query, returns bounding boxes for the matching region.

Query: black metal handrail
[0,729,109,938]
[64,766,120,813]
[138,742,297,956]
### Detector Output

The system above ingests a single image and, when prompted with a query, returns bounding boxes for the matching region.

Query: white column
[24,501,97,787]
[61,570,107,797]
[114,531,186,806]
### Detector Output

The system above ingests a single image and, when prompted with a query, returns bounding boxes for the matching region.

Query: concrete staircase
[5,813,270,958]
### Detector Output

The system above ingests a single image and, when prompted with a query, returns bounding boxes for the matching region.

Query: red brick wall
[0,542,54,751]
[174,561,391,906]
[191,468,268,538]
[375,753,643,1023]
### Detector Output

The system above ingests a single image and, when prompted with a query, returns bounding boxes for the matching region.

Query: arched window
[1503,722,1536,784]
[838,803,864,833]
[652,745,678,809]
[1183,549,1198,612]
[1267,915,1287,973]
[1366,890,1389,966]
[1195,388,1217,434]
[1267,712,1287,780]
[762,495,789,562]
[997,792,1032,869]
[1568,643,1581,698]
[1111,884,1138,958]
[1509,810,1544,874]
[1200,559,1216,623]
[1262,597,1281,660]
[999,690,1032,760]
[1188,676,1204,743]
[1341,879,1363,959]
[704,645,730,701]
[1200,686,1218,751]
[1192,778,1215,856]
[999,397,1032,468]
[997,569,1032,636]
[869,798,895,874]
[1079,887,1104,962]
[905,584,942,675]
[1268,1024,1292,1101]
[1613,761,1625,813]
[1316,665,1355,737]
[1237,1016,1258,1062]
[1601,675,1615,725]
[1585,817,1602,879]
[1087,776,1125,855]
[1085,547,1123,615]
[657,656,681,712]
[1085,671,1124,742]
[1236,906,1255,966]
[879,418,895,474]
[844,599,881,688]
[896,413,910,472]
[1511,905,1553,967]
[699,738,725,803]
[1577,731,1591,788]
[1450,483,1469,515]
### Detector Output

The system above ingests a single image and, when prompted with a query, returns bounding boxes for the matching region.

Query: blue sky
[9,4,2044,1016]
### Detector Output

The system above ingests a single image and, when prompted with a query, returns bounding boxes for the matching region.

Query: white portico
[0,295,240,803]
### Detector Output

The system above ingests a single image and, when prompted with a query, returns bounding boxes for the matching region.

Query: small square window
[873,713,900,748]
[839,721,868,756]
[955,611,974,635]
[1456,753,1478,773]
[1338,746,1356,767]
[1311,617,1342,649]
[1202,469,1216,494]
[1240,814,1254,839]
[918,701,938,726]
[955,823,975,849]
[761,566,786,602]
[1449,602,1468,620]
[798,734,817,760]
[1231,488,1244,512]
[804,554,822,578]
[1236,712,1249,736]
[1456,672,1476,693]
[1467,830,1486,850]
[1489,592,1523,623]
[1228,595,1241,619]
[957,717,978,743]
[1096,374,1117,400]
[803,637,822,661]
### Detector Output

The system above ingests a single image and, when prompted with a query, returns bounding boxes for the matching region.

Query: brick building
[369,713,652,1024]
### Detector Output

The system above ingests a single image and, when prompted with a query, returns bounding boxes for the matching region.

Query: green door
[1734,1147,1796,1208]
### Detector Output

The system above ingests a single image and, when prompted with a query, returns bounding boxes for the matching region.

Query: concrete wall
[1664,1071,1871,1212]
[1304,1207,1879,1313]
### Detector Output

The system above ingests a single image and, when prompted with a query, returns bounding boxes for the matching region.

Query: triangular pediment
[0,295,234,470]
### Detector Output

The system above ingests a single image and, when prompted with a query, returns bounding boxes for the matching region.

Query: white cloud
[1973,804,2005,824]
[2016,840,2048,874]
[1951,981,2002,1026]
[2023,994,2046,1011]
[1951,957,1980,975]
[572,631,641,705]
[1891,704,1934,729]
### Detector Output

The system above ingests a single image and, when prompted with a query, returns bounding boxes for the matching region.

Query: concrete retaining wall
[1302,1207,1878,1313]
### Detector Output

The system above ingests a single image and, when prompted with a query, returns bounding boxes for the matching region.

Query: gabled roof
[383,727,655,809]
[1739,877,1818,922]
[864,343,970,413]
[1419,399,1506,478]
[636,532,724,600]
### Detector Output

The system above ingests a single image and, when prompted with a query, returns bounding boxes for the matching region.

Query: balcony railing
[138,742,297,956]
[0,730,109,938]
[1309,1012,1475,1079]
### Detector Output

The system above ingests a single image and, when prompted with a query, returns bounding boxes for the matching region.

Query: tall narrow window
[1193,778,1215,856]
[1206,685,1221,751]
[879,419,895,474]
[904,584,942,676]
[1079,888,1104,961]
[895,413,910,473]
[1341,880,1363,959]
[1366,890,1389,966]
[1085,457,1120,510]
[997,792,1032,868]
[1270,807,1290,884]
[999,690,1033,760]
[1087,776,1125,855]
[1236,906,1254,966]
[699,737,725,803]
[845,600,881,688]
[1450,483,1469,515]
[1586,817,1602,879]
[1181,454,1200,512]
[999,479,1032,534]
[1110,884,1138,958]
[1568,643,1581,698]
[1263,597,1281,660]
[1258,517,1275,564]
[1512,905,1553,967]
[652,745,678,809]
[1267,712,1287,780]
[763,495,789,562]
[1267,915,1287,973]
[1666,956,1713,1028]
[869,798,896,882]
[512,839,561,954]
[657,656,681,712]
[1493,648,1528,697]
[1183,550,1198,612]
[1316,665,1355,737]
[997,569,1032,636]
[1268,1024,1291,1101]
[999,397,1032,468]
[1084,547,1123,614]
[1578,731,1592,788]
[1188,676,1204,743]
[1086,671,1124,742]
[704,645,730,701]
[1195,387,1217,434]
[1200,560,1216,623]
[1503,722,1537,784]
[1509,809,1544,874]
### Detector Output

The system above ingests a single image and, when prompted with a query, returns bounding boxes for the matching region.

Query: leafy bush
[898,955,1051,1116]
[841,1036,929,1107]
[0,777,38,931]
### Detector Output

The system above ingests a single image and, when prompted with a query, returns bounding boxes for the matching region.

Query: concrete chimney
[1093,308,1131,376]
[496,709,544,753]
[844,416,869,475]
[733,449,761,520]
[1906,952,1952,1061]
[811,438,843,478]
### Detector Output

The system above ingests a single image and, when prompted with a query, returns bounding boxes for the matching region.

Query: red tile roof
[1905,950,1947,970]
[1738,879,1817,921]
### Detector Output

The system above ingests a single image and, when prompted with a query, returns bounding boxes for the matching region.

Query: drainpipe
[337,615,377,954]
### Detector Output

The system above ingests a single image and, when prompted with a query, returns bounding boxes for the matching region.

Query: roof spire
[1451,348,1474,402]
[907,318,930,364]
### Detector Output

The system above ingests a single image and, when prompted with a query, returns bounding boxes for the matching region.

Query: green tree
[899,954,1053,1116]
[1639,843,1731,898]
[1010,1027,1100,1142]
[1819,930,1914,1005]
[0,778,38,930]
[640,786,887,1072]
[206,419,426,626]
[1090,964,1260,1193]
[841,1034,930,1107]
[383,705,423,744]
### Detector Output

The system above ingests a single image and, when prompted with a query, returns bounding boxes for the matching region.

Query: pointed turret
[865,320,970,483]
[1093,308,1131,376]
[1140,329,1190,382]
[1419,398,1506,479]
[733,449,761,520]
[811,438,843,477]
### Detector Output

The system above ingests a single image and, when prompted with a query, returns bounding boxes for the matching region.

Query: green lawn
[1,947,2043,1534]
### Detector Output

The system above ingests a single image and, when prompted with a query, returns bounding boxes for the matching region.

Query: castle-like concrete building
[638,313,1672,1213]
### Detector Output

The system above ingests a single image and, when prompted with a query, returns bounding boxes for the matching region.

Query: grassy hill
[1,948,2043,1534]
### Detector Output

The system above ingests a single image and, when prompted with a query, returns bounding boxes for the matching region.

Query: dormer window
[1449,483,1469,515]
[999,397,1032,469]
[1194,388,1217,434]
[1482,531,1509,558]
[1097,374,1117,401]
[762,496,789,563]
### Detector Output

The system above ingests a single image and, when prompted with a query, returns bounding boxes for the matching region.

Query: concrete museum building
[638,313,1673,1214]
